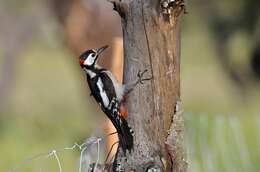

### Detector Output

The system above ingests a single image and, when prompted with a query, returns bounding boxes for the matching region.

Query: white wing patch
[97,77,109,107]
[102,71,124,101]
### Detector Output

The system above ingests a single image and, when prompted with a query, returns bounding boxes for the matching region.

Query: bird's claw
[137,69,153,84]
[137,69,147,78]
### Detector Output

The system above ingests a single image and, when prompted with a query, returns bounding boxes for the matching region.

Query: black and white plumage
[86,69,133,152]
[79,45,152,153]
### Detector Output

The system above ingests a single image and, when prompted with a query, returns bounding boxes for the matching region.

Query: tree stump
[109,0,187,171]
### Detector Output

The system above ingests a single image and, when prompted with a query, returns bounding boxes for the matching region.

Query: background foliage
[0,0,259,171]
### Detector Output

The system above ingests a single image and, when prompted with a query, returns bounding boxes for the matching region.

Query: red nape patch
[79,58,85,65]
[119,104,128,118]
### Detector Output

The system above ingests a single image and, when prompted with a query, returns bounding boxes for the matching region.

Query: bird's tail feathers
[117,117,134,153]
[107,100,134,153]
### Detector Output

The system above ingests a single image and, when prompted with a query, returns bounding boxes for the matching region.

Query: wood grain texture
[113,0,186,171]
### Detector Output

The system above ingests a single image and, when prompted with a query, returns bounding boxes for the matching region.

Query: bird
[79,45,152,153]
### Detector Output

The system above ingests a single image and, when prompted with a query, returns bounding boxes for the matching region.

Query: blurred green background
[0,0,260,171]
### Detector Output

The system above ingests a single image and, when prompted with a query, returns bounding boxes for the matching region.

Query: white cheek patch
[97,78,109,107]
[84,54,96,66]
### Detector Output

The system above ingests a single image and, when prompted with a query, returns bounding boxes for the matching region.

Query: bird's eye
[91,53,96,58]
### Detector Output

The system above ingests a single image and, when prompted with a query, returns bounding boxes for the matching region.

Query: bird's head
[79,45,108,68]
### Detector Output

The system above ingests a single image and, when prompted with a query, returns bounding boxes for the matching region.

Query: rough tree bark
[109,0,187,171]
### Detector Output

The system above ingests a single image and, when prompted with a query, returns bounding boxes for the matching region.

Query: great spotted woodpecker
[79,45,151,153]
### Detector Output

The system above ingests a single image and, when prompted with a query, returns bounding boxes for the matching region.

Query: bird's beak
[96,45,109,56]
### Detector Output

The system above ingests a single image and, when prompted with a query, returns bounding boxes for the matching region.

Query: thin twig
[79,146,88,172]
[52,150,63,172]
[94,139,101,172]
[105,141,119,163]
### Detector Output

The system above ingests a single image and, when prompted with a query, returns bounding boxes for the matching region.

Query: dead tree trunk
[110,0,187,171]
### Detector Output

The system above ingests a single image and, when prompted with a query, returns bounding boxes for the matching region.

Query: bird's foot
[137,69,153,84]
